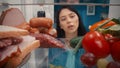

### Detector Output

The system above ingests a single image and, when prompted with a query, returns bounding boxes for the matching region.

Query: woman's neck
[65,31,78,42]
[65,31,77,49]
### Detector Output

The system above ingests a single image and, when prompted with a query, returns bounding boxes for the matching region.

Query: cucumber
[70,36,83,48]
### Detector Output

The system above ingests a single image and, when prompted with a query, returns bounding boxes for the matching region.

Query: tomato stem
[73,36,83,54]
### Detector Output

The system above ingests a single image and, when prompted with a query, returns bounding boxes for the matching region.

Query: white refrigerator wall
[23,0,54,22]
[108,0,120,18]
[0,0,54,22]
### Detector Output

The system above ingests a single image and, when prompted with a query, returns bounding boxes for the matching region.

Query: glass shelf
[0,3,120,6]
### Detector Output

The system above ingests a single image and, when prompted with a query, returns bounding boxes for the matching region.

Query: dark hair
[55,5,87,38]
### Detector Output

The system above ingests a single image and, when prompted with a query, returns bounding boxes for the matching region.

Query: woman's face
[59,8,79,34]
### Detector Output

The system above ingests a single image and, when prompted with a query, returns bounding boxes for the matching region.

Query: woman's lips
[68,25,74,30]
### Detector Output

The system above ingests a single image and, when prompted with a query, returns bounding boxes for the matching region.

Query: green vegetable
[94,18,120,37]
[95,18,120,31]
[112,18,120,24]
[70,36,83,48]
[98,24,120,37]
[69,36,83,54]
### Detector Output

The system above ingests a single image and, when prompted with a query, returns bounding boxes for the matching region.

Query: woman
[49,5,87,68]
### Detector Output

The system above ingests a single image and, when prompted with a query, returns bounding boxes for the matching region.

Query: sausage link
[30,17,53,28]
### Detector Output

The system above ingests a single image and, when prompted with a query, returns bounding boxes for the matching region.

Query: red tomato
[82,31,110,58]
[104,34,120,45]
[80,52,97,67]
[111,41,120,63]
[107,61,120,68]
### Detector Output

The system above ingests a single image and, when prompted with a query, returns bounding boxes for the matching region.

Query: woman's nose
[66,17,72,24]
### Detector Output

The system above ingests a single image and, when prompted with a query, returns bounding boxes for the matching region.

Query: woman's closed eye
[60,15,75,22]
[60,17,66,21]
[60,13,76,22]
[69,13,75,19]
[70,15,75,19]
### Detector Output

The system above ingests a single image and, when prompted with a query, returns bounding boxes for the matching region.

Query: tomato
[82,31,110,58]
[104,34,120,45]
[107,61,120,68]
[111,41,120,63]
[80,52,97,67]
